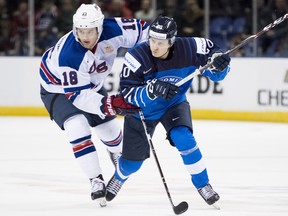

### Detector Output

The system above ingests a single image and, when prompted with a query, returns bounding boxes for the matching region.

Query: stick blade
[173,201,189,215]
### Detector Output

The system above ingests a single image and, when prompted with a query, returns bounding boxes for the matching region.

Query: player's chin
[86,45,94,49]
[82,42,93,49]
[152,52,161,58]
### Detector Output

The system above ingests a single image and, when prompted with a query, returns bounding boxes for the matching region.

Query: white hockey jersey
[40,18,148,115]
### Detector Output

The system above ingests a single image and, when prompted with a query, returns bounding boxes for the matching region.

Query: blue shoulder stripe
[59,33,86,70]
[40,49,61,85]
[99,18,122,41]
[64,83,91,93]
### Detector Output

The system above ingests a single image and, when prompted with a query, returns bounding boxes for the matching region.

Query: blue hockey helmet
[149,16,177,46]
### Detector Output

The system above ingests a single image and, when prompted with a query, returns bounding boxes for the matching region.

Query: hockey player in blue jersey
[39,4,147,206]
[105,16,231,206]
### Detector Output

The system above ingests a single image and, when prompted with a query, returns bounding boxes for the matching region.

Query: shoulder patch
[124,52,141,72]
[194,37,213,55]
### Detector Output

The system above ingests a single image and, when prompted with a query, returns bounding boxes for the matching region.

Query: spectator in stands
[250,0,288,56]
[209,0,228,19]
[0,0,8,15]
[177,0,204,37]
[0,13,14,55]
[210,0,247,19]
[243,0,272,55]
[35,0,58,31]
[276,35,288,56]
[0,0,9,55]
[34,26,58,56]
[11,0,29,55]
[126,0,140,12]
[159,0,182,22]
[106,0,133,18]
[105,0,134,56]
[78,0,94,4]
[50,0,75,38]
[2,0,287,57]
[267,0,288,56]
[34,0,58,56]
[135,0,156,24]
[5,0,20,17]
[228,33,247,57]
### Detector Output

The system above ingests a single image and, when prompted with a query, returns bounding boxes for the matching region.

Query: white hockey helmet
[73,4,104,40]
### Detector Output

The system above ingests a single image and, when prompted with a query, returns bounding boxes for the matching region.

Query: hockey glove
[147,78,179,100]
[211,53,231,72]
[101,95,140,116]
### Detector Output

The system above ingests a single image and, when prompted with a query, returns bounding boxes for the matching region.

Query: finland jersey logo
[159,76,181,84]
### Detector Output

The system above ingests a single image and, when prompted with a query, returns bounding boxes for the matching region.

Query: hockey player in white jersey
[39,4,147,206]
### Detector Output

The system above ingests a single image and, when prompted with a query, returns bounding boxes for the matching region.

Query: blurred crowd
[0,0,287,57]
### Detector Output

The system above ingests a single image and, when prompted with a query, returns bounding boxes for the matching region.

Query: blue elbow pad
[202,65,230,82]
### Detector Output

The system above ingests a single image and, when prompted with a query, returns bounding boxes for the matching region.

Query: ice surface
[0,117,287,216]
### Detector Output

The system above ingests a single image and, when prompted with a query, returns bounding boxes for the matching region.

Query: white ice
[0,116,288,216]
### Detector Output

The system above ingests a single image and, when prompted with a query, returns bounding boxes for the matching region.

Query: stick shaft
[176,13,288,87]
[225,13,288,55]
[139,110,175,207]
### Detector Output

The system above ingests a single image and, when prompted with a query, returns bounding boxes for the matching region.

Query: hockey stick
[175,13,288,87]
[139,110,188,215]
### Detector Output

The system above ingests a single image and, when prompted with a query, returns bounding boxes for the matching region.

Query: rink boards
[0,57,287,122]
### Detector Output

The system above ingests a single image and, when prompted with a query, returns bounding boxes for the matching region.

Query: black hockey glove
[101,94,140,116]
[147,78,179,100]
[211,53,231,72]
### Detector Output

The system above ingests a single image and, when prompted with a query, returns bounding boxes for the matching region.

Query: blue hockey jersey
[120,37,230,120]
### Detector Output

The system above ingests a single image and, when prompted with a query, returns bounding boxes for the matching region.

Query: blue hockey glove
[147,78,179,100]
[211,53,231,72]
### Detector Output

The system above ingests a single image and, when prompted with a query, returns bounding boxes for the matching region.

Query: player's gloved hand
[101,94,140,116]
[147,78,179,100]
[210,53,231,72]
